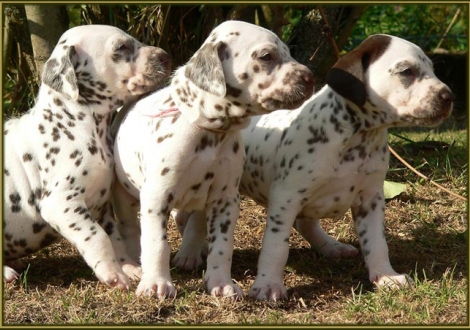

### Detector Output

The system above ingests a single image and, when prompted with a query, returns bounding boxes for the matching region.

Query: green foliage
[281,6,303,42]
[347,4,468,52]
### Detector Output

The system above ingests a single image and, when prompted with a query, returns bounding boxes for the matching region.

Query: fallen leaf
[384,180,407,200]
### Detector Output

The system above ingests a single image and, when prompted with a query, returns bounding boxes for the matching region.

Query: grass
[344,267,466,324]
[2,116,468,326]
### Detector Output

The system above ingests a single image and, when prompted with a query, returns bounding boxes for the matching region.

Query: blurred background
[3,4,467,121]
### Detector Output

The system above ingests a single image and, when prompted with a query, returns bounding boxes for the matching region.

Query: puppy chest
[301,176,364,219]
[174,150,243,210]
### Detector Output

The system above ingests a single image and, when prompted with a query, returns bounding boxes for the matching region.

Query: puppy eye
[259,53,272,61]
[399,68,414,76]
[116,44,129,51]
[115,42,133,53]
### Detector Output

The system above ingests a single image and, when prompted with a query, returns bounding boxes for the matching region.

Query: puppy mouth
[409,105,452,126]
[127,72,169,95]
[423,112,451,126]
[128,83,154,95]
[260,84,315,112]
[400,111,450,128]
[262,92,312,111]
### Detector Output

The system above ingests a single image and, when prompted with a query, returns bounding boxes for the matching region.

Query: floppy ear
[325,34,392,107]
[325,52,367,107]
[42,45,79,101]
[184,41,227,97]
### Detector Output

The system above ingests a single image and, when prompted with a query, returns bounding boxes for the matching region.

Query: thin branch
[389,145,466,201]
[318,5,341,60]
[433,7,461,53]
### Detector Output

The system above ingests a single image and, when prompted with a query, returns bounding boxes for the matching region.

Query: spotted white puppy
[175,34,453,300]
[4,25,171,288]
[240,34,453,300]
[112,20,314,299]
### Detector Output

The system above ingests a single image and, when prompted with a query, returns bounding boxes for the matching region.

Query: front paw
[372,273,414,289]
[136,277,177,299]
[248,278,287,301]
[4,265,20,283]
[95,262,131,290]
[205,276,244,299]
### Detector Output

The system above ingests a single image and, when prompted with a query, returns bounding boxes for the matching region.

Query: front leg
[40,196,130,289]
[248,191,300,301]
[204,195,243,299]
[352,191,413,289]
[136,185,176,298]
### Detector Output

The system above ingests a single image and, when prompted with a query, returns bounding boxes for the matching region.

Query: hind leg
[112,180,142,264]
[102,199,141,280]
[294,217,358,258]
[172,210,208,270]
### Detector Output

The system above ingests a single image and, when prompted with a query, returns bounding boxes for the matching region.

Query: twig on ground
[388,145,466,201]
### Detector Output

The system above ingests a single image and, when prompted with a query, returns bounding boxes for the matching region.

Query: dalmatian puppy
[176,34,453,300]
[112,20,314,299]
[239,34,454,300]
[3,25,171,289]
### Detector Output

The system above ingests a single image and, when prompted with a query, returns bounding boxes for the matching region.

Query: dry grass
[3,119,467,326]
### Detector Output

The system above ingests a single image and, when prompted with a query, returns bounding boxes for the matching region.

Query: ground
[3,119,467,325]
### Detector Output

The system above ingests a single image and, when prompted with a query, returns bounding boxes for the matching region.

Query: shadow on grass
[13,219,466,299]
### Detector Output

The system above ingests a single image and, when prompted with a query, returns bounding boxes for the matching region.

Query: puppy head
[42,25,171,110]
[182,20,314,114]
[326,34,453,127]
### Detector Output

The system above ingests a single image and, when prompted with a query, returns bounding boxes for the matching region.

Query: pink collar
[140,107,180,118]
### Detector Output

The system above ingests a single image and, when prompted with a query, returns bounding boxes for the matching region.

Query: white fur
[112,20,314,299]
[3,25,170,288]
[176,34,453,301]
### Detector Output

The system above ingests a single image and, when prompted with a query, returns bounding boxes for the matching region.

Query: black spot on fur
[22,153,33,162]
[233,141,239,153]
[32,223,47,234]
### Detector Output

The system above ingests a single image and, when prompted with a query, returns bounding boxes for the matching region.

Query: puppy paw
[121,262,142,280]
[248,279,287,301]
[4,265,20,283]
[205,277,244,299]
[373,273,414,289]
[172,255,203,271]
[319,242,359,258]
[95,262,131,290]
[136,278,177,299]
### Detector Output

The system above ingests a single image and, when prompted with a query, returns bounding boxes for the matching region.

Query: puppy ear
[325,57,366,107]
[42,45,79,101]
[325,34,392,107]
[184,41,227,97]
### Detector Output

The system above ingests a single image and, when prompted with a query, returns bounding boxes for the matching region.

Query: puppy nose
[156,50,172,70]
[440,88,455,104]
[301,70,315,96]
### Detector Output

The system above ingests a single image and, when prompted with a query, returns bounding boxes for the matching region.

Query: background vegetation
[2,3,468,326]
[4,4,467,116]
[347,4,467,53]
